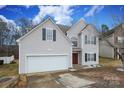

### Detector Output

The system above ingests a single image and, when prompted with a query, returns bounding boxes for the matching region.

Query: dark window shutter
[116,37,118,43]
[85,53,87,62]
[94,53,96,61]
[42,28,46,40]
[53,30,56,41]
[94,36,96,44]
[85,35,87,44]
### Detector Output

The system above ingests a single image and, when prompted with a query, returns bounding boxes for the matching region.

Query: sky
[0,5,124,30]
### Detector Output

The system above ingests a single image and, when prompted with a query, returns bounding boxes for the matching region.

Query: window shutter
[53,30,56,41]
[85,35,87,44]
[94,36,96,44]
[42,28,46,40]
[94,53,96,61]
[85,53,87,62]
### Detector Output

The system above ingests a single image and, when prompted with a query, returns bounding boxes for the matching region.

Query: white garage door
[26,55,68,73]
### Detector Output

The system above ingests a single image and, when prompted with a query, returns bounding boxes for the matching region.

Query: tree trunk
[104,38,124,68]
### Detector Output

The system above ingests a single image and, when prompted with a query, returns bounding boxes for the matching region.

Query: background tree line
[0,17,33,46]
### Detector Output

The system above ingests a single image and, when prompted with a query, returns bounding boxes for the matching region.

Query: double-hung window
[46,28,53,41]
[71,37,78,47]
[42,28,56,41]
[117,36,124,44]
[85,53,96,62]
[85,35,96,44]
[91,36,96,44]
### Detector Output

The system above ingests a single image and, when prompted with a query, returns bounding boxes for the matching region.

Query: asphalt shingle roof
[57,24,70,34]
[101,23,124,38]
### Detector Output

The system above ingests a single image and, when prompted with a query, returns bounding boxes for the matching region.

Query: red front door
[72,53,78,64]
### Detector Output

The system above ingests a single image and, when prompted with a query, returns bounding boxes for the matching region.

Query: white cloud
[84,5,104,17]
[0,15,18,36]
[0,5,6,9]
[33,5,74,26]
[0,15,16,27]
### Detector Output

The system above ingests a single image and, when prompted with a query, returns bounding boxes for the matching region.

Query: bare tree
[104,38,124,69]
[16,17,33,36]
[0,19,10,46]
[100,6,124,70]
[108,6,124,27]
[101,6,124,70]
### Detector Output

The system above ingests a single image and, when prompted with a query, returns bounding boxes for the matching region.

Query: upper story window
[42,28,56,41]
[91,36,96,44]
[71,37,78,47]
[46,28,53,41]
[85,35,96,45]
[117,36,124,44]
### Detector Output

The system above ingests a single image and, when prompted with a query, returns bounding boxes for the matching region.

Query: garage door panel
[27,55,68,73]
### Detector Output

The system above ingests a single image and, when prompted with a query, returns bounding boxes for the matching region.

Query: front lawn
[100,57,122,67]
[77,57,124,87]
[0,63,18,78]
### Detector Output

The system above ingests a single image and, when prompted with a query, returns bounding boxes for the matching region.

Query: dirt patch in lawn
[99,57,122,67]
[28,72,64,88]
[77,67,124,87]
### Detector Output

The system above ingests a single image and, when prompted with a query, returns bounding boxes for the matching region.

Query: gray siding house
[100,24,124,59]
[17,17,99,74]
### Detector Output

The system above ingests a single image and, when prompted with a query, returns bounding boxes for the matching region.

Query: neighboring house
[67,18,99,66]
[99,24,124,59]
[17,17,99,74]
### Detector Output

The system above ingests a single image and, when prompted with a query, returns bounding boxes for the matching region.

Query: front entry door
[73,53,78,64]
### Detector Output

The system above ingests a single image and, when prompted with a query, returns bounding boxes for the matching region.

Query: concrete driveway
[27,70,95,88]
[28,71,67,88]
[28,72,64,88]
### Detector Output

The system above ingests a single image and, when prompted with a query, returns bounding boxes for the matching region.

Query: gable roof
[67,18,86,32]
[57,24,70,34]
[78,24,89,35]
[78,24,99,35]
[16,17,72,44]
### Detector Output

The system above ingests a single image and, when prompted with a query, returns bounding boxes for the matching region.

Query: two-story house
[17,17,99,74]
[100,24,124,59]
[67,18,99,66]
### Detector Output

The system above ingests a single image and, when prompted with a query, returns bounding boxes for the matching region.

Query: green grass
[99,57,122,67]
[0,63,18,78]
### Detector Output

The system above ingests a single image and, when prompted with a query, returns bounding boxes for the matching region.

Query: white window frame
[85,35,97,45]
[71,37,78,47]
[118,36,124,43]
[85,53,96,62]
[46,28,53,41]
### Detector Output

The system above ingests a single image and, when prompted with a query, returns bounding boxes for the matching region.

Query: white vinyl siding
[18,18,72,74]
